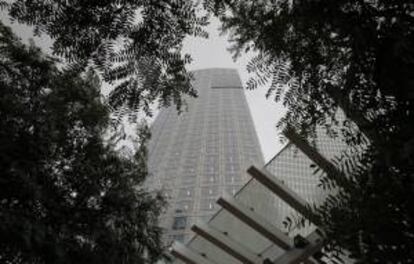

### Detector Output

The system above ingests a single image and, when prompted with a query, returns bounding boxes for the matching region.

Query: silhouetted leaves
[5,0,209,117]
[208,0,414,262]
[0,22,164,264]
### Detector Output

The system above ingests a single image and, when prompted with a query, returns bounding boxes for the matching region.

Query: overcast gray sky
[1,14,285,162]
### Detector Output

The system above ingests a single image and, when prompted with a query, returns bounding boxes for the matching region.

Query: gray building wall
[264,124,349,237]
[147,68,264,243]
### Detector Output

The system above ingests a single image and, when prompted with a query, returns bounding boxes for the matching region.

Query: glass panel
[172,217,187,230]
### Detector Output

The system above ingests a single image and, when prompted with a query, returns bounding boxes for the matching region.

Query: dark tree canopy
[0,22,164,264]
[206,0,414,262]
[2,0,209,116]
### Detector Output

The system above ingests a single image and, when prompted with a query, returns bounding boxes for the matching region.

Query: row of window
[174,199,216,214]
[170,185,241,200]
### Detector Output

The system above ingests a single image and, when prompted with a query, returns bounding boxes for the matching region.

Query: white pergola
[171,165,324,264]
[169,128,343,264]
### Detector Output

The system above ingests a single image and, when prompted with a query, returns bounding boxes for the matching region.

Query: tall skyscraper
[147,68,264,243]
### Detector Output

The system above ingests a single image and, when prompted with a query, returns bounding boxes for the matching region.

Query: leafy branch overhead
[5,0,209,115]
[206,0,414,262]
[0,21,165,264]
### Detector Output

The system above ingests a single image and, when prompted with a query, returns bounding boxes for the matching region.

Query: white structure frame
[170,128,343,264]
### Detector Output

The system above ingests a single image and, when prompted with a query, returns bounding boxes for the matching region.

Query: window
[181,174,196,185]
[204,162,218,174]
[176,201,193,212]
[201,187,218,197]
[226,186,239,196]
[200,199,216,211]
[225,162,239,174]
[163,189,173,199]
[171,234,185,242]
[172,216,187,230]
[178,188,193,199]
[225,173,240,184]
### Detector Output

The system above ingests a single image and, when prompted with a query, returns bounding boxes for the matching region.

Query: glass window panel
[172,217,187,230]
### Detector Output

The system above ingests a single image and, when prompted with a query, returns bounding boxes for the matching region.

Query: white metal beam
[283,127,351,190]
[191,223,263,264]
[247,166,316,224]
[273,230,324,264]
[171,241,216,264]
[217,194,293,250]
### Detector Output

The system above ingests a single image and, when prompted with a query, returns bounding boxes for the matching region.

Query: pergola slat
[273,230,324,264]
[217,194,293,250]
[191,223,263,264]
[247,166,317,224]
[171,241,217,264]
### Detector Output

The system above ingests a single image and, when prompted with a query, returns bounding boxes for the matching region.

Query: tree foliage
[1,0,209,116]
[206,0,414,262]
[0,22,164,264]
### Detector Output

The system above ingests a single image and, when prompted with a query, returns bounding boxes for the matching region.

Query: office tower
[147,68,264,243]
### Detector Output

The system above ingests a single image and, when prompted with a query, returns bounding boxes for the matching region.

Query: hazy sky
[1,14,285,162]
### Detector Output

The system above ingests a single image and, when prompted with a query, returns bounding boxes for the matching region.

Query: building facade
[147,68,264,243]
[264,125,348,236]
